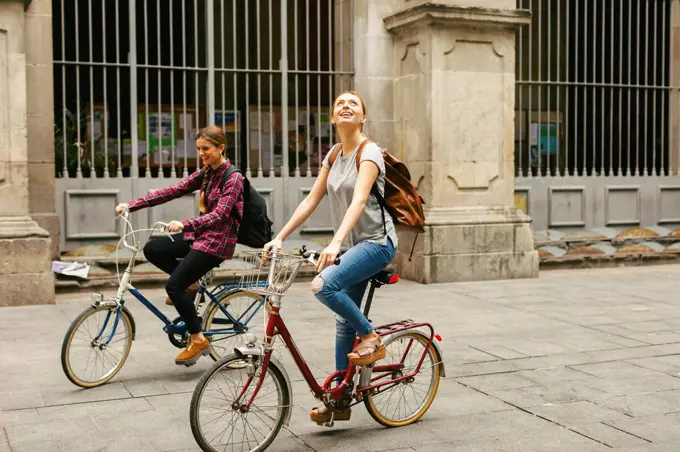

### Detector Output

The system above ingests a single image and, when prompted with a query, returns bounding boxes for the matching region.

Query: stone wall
[0,0,54,306]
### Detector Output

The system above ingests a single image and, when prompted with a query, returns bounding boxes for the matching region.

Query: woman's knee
[311,275,324,294]
[143,239,163,263]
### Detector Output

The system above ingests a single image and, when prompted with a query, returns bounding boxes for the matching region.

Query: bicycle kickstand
[325,412,335,428]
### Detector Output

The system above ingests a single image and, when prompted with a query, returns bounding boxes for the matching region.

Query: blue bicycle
[60,211,268,388]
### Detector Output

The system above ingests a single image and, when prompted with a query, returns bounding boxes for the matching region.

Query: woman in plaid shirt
[115,126,244,365]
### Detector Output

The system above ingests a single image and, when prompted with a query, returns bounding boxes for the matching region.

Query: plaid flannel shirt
[128,161,244,260]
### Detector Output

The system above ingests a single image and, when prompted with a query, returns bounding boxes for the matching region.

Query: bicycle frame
[234,304,437,415]
[226,249,439,411]
[95,284,265,345]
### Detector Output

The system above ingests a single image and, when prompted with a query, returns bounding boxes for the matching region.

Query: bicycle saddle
[371,269,399,285]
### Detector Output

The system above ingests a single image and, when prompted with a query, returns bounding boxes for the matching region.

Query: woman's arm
[181,172,244,233]
[128,169,203,212]
[274,167,329,241]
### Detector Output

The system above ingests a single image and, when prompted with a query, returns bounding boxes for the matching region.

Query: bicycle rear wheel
[190,353,290,452]
[61,305,134,388]
[363,331,441,427]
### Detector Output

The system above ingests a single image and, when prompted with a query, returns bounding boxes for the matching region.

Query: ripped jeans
[313,237,396,373]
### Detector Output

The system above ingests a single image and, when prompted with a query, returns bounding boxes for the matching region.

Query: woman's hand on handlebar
[167,220,184,232]
[316,240,341,272]
[262,237,283,262]
[115,203,129,216]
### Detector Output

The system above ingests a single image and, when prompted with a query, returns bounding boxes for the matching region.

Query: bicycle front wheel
[61,305,134,388]
[363,331,441,427]
[202,289,266,361]
[190,353,290,452]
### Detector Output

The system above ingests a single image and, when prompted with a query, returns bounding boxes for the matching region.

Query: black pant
[143,234,222,334]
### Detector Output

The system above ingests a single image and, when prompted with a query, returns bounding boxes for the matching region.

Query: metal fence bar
[143,0,150,178]
[565,0,569,176]
[88,0,96,179]
[269,0,275,177]
[101,0,109,178]
[306,0,311,173]
[556,0,561,177]
[591,3,596,175]
[609,0,614,176]
[75,0,83,179]
[662,0,668,175]
[599,0,604,176]
[245,0,251,177]
[256,0,263,177]
[182,0,188,177]
[546,0,551,176]
[316,1,322,172]
[220,0,226,163]
[644,0,650,175]
[59,0,68,178]
[194,0,200,171]
[328,0,333,150]
[294,0,304,176]
[115,0,123,178]
[517,0,523,177]
[129,0,139,180]
[232,0,239,169]
[528,0,533,176]
[170,0,176,178]
[206,0,215,127]
[618,0,623,175]
[156,0,164,179]
[626,2,632,175]
[281,0,290,177]
[537,0,542,175]
[653,0,658,176]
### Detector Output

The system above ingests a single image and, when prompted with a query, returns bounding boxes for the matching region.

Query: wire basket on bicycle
[238,249,308,298]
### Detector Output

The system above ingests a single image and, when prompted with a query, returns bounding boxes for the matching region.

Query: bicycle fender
[233,345,294,427]
[121,305,136,340]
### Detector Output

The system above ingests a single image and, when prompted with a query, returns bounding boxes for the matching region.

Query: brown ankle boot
[165,282,200,305]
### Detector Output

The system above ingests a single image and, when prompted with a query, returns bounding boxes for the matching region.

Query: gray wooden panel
[64,189,121,240]
[548,186,586,228]
[605,185,641,226]
[658,185,680,224]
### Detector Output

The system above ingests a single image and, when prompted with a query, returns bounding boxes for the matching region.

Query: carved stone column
[384,2,539,283]
[0,0,54,306]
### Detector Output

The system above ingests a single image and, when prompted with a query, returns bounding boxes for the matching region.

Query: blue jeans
[315,237,396,373]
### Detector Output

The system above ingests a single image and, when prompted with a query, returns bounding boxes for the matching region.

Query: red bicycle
[189,247,445,452]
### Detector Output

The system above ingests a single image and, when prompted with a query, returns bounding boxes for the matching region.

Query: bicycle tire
[363,331,441,427]
[190,353,290,452]
[201,289,266,361]
[61,305,134,388]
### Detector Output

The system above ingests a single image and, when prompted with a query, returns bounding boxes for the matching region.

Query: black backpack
[198,166,273,248]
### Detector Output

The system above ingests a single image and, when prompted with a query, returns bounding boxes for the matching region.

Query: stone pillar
[26,0,59,259]
[0,0,54,306]
[382,1,539,283]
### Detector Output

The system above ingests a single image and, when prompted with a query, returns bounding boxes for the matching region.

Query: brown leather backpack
[329,139,426,258]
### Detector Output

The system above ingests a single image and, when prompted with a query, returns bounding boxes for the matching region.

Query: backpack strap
[327,143,343,167]
[221,165,244,222]
[353,140,387,236]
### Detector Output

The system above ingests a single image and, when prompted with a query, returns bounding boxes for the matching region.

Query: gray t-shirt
[322,141,398,249]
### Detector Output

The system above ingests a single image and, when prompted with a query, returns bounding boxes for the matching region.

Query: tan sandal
[310,405,351,425]
[347,336,386,366]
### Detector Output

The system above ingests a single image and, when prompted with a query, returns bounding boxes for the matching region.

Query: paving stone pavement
[4,265,680,451]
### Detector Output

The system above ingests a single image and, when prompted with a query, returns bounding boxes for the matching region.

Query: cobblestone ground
[3,265,680,451]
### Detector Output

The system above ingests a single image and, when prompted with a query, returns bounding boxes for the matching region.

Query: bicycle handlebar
[118,210,173,253]
[299,245,341,266]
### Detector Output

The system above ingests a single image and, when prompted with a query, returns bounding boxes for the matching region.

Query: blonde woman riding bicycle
[263,90,398,424]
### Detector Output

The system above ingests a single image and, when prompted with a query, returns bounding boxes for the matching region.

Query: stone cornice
[384,2,531,34]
